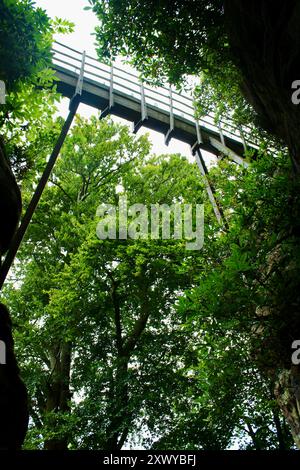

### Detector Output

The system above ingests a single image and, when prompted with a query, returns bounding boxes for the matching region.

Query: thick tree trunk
[272,407,288,450]
[224,1,300,173]
[0,303,28,449]
[275,366,300,449]
[0,138,22,256]
[44,342,72,450]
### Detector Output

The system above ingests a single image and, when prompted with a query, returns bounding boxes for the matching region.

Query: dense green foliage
[1,115,295,449]
[88,1,249,126]
[0,0,72,87]
[0,0,73,179]
[0,0,51,86]
[87,6,300,449]
[3,116,207,449]
[89,0,285,151]
[0,0,299,451]
[90,1,224,83]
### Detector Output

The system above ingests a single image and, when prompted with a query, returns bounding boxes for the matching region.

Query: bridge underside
[54,66,249,167]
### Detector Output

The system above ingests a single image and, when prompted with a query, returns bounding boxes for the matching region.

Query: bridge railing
[51,41,259,150]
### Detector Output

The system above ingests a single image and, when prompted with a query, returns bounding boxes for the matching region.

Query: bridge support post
[0,48,86,290]
[191,145,228,229]
[0,101,79,290]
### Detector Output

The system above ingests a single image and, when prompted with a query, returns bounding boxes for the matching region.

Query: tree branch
[110,277,123,355]
[49,179,73,202]
[122,279,150,357]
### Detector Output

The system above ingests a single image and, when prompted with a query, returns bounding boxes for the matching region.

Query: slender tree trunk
[103,273,151,449]
[44,341,72,450]
[244,419,261,450]
[272,407,287,450]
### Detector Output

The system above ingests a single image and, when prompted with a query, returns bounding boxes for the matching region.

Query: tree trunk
[103,354,130,450]
[274,365,300,449]
[272,407,287,450]
[44,342,72,450]
[103,273,151,449]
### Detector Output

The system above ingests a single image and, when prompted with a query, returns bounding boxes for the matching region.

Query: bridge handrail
[52,41,259,149]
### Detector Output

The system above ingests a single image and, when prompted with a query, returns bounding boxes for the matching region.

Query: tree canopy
[0,0,300,453]
[0,0,73,180]
[1,115,295,450]
[0,0,73,88]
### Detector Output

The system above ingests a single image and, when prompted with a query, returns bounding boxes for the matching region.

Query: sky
[34,0,194,158]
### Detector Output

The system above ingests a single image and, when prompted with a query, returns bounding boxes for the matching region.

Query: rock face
[0,303,28,449]
[0,139,22,256]
[0,138,27,449]
[224,1,300,173]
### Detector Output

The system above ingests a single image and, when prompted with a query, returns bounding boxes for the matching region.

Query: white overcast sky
[34,0,194,158]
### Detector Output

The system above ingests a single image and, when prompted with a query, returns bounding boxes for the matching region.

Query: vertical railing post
[164,85,174,145]
[133,80,148,133]
[218,120,226,147]
[195,119,203,145]
[140,82,147,122]
[239,126,247,153]
[100,62,114,119]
